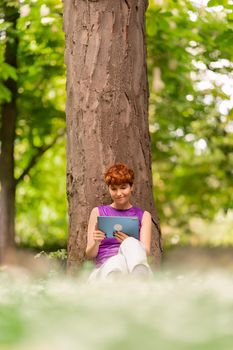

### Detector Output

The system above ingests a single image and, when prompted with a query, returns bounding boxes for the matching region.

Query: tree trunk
[0,3,19,263]
[63,0,162,271]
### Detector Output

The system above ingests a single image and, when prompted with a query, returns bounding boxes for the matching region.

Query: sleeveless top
[95,205,144,267]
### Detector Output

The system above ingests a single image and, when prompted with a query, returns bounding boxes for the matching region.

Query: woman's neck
[110,202,132,210]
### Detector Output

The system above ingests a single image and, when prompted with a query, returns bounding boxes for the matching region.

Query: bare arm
[85,207,105,260]
[140,211,152,256]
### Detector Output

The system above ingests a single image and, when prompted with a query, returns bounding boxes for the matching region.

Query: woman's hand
[93,229,106,244]
[113,231,129,243]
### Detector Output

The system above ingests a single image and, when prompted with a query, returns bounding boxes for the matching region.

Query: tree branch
[15,129,65,185]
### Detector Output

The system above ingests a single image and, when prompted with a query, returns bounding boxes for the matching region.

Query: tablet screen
[97,216,139,239]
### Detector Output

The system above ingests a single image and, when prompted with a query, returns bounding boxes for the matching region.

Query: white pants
[88,237,152,281]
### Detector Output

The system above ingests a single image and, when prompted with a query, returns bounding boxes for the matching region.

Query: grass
[0,262,233,350]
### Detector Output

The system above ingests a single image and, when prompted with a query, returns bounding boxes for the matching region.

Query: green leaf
[227,12,233,22]
[0,83,11,102]
[147,21,157,36]
[0,63,18,81]
[207,0,222,7]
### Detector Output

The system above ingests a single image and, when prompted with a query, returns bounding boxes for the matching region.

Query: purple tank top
[95,205,144,267]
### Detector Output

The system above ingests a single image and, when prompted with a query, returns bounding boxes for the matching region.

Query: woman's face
[108,183,133,206]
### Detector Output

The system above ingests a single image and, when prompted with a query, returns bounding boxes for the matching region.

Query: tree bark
[0,3,19,263]
[64,0,162,271]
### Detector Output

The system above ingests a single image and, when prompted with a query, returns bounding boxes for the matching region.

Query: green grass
[0,266,233,350]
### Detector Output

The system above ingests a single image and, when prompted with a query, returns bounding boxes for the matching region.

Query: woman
[85,163,152,280]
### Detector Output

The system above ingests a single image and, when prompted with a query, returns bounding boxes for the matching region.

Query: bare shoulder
[142,210,151,222]
[91,207,99,215]
[89,207,99,219]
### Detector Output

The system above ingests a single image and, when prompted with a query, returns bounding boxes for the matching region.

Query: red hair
[104,163,134,186]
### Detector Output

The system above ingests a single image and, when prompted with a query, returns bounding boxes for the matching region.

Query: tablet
[97,216,139,239]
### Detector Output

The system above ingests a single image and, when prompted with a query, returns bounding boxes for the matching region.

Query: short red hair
[104,163,134,186]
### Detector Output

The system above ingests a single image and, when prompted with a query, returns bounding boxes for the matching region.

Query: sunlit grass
[0,263,233,350]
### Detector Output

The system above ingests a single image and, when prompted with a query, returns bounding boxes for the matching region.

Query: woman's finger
[115,231,128,238]
[114,234,122,242]
[93,231,106,241]
[94,229,105,235]
[113,232,127,242]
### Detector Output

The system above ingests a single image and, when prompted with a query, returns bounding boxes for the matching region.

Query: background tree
[63,0,162,270]
[0,0,19,262]
[0,0,66,261]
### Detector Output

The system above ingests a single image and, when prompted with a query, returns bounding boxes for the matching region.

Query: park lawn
[0,265,232,350]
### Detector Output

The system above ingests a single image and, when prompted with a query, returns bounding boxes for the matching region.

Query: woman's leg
[87,267,100,282]
[88,254,128,281]
[119,237,153,277]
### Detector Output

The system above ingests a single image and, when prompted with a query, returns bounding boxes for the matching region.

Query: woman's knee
[100,254,128,278]
[121,237,144,251]
[109,254,127,269]
[122,236,137,245]
[119,237,149,272]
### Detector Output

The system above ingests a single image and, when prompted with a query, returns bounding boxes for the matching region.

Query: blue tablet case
[97,216,139,239]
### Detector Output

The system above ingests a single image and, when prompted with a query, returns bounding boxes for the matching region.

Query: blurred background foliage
[0,0,232,252]
[147,0,233,247]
